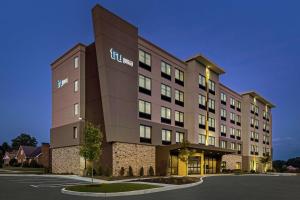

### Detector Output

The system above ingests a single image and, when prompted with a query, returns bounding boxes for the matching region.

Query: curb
[61,177,204,197]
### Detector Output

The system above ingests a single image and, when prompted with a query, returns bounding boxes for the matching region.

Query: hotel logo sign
[110,48,133,67]
[57,78,68,88]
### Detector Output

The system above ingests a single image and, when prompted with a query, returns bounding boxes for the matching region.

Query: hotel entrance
[188,156,201,175]
[204,157,217,174]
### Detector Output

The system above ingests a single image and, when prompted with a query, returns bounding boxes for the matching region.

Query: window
[74,103,79,116]
[208,80,215,93]
[208,136,215,146]
[237,144,241,152]
[221,92,227,103]
[199,74,206,89]
[251,118,255,126]
[161,107,171,124]
[140,125,151,143]
[236,115,241,125]
[208,117,215,130]
[221,109,227,120]
[74,80,79,92]
[208,98,215,112]
[255,119,259,129]
[230,142,235,150]
[175,90,184,106]
[199,114,205,128]
[139,49,151,66]
[73,127,78,139]
[175,68,184,85]
[221,125,226,135]
[161,84,172,102]
[250,131,255,139]
[220,141,227,149]
[139,75,151,95]
[74,57,79,69]
[255,106,259,115]
[230,112,235,123]
[237,101,241,111]
[230,98,235,108]
[161,61,171,80]
[162,129,171,144]
[175,111,184,127]
[230,128,235,136]
[139,100,151,119]
[199,134,206,144]
[251,104,255,113]
[236,162,241,170]
[236,129,241,139]
[199,94,206,109]
[176,132,184,143]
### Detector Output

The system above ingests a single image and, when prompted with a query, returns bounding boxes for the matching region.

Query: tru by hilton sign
[110,48,133,67]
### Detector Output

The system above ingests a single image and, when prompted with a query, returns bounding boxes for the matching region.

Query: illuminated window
[139,75,151,91]
[161,61,171,76]
[208,80,215,92]
[161,84,171,97]
[220,141,227,149]
[208,136,215,146]
[73,127,78,139]
[74,80,79,92]
[74,57,79,69]
[199,74,206,87]
[208,117,215,128]
[199,134,206,144]
[162,129,171,142]
[221,124,226,134]
[74,103,79,116]
[199,114,205,126]
[176,132,184,143]
[161,107,171,119]
[139,49,151,66]
[175,69,184,83]
[221,92,227,102]
[140,125,151,139]
[175,90,184,103]
[139,100,151,115]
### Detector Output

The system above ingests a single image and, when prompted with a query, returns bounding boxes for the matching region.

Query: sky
[0,0,299,160]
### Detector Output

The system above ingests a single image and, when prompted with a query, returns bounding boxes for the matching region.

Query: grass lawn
[135,177,200,185]
[65,183,160,193]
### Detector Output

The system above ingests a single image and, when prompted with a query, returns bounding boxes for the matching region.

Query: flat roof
[241,91,275,108]
[185,54,225,75]
[51,43,87,66]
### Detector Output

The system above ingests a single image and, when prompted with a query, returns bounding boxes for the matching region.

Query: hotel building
[50,5,274,176]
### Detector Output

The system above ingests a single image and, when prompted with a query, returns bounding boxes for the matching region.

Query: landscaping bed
[65,183,160,193]
[133,177,200,185]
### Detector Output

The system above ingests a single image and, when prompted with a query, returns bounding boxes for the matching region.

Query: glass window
[175,111,184,123]
[237,144,241,151]
[139,75,151,90]
[199,74,206,87]
[208,117,215,128]
[74,80,79,92]
[221,109,227,118]
[161,107,171,119]
[251,118,254,125]
[221,125,226,133]
[199,114,205,125]
[161,84,171,97]
[230,112,235,121]
[208,136,215,146]
[236,129,241,137]
[74,56,79,69]
[208,98,215,110]
[161,61,171,75]
[74,103,79,116]
[162,129,171,142]
[175,68,184,82]
[199,134,206,144]
[230,142,235,150]
[176,132,184,143]
[230,128,235,136]
[208,80,215,91]
[139,49,151,66]
[139,100,151,114]
[230,98,235,107]
[140,125,151,139]
[221,141,227,149]
[199,94,206,106]
[73,127,78,139]
[237,101,241,109]
[175,90,184,102]
[221,92,227,102]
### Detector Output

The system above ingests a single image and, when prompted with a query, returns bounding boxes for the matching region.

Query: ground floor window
[205,157,217,174]
[236,162,241,170]
[188,156,201,175]
[221,161,226,170]
[169,154,178,175]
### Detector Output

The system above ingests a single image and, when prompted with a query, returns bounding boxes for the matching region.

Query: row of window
[250,145,259,155]
[251,104,270,118]
[139,50,184,86]
[250,118,260,129]
[198,134,215,146]
[220,125,241,139]
[198,95,215,112]
[220,109,241,125]
[139,75,184,106]
[220,141,242,152]
[199,74,215,94]
[221,92,241,111]
[198,115,215,130]
[139,125,184,144]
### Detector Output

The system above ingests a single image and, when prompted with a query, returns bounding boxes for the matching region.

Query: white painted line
[31,182,88,188]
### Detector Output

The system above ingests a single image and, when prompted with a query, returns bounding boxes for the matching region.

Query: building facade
[50,5,274,176]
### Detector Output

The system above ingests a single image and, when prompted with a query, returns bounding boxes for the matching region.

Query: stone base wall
[52,146,85,175]
[112,142,155,176]
[222,154,242,170]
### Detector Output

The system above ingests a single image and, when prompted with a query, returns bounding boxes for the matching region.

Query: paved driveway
[0,175,299,200]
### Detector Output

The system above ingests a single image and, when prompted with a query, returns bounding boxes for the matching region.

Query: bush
[139,167,144,177]
[0,162,2,168]
[119,167,125,176]
[97,166,103,176]
[128,166,133,177]
[148,166,154,176]
[29,160,40,168]
[250,169,256,173]
[22,161,30,168]
[266,169,274,172]
[9,158,18,166]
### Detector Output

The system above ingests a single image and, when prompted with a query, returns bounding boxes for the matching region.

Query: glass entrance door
[204,157,217,174]
[188,156,201,175]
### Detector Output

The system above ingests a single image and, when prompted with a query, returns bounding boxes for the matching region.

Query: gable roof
[19,146,37,158]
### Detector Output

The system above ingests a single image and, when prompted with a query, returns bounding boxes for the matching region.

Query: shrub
[128,166,133,177]
[0,162,2,168]
[29,160,40,168]
[139,167,144,177]
[148,166,154,176]
[9,158,18,166]
[97,166,103,176]
[250,169,256,173]
[119,167,125,176]
[22,161,30,168]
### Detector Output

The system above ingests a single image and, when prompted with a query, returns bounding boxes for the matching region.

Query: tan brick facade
[52,146,85,175]
[222,154,242,170]
[112,142,155,176]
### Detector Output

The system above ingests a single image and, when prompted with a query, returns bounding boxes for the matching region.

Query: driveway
[0,175,299,200]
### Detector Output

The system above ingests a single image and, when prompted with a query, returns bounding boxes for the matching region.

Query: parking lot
[0,175,299,200]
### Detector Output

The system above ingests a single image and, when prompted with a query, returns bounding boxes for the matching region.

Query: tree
[178,140,195,175]
[11,133,37,150]
[2,142,11,152]
[260,154,272,172]
[79,121,103,183]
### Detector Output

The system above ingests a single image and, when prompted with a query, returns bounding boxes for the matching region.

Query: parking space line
[30,182,88,188]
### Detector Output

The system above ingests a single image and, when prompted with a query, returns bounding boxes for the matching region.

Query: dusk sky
[0,0,299,160]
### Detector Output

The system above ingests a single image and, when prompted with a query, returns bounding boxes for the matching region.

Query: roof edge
[241,91,275,108]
